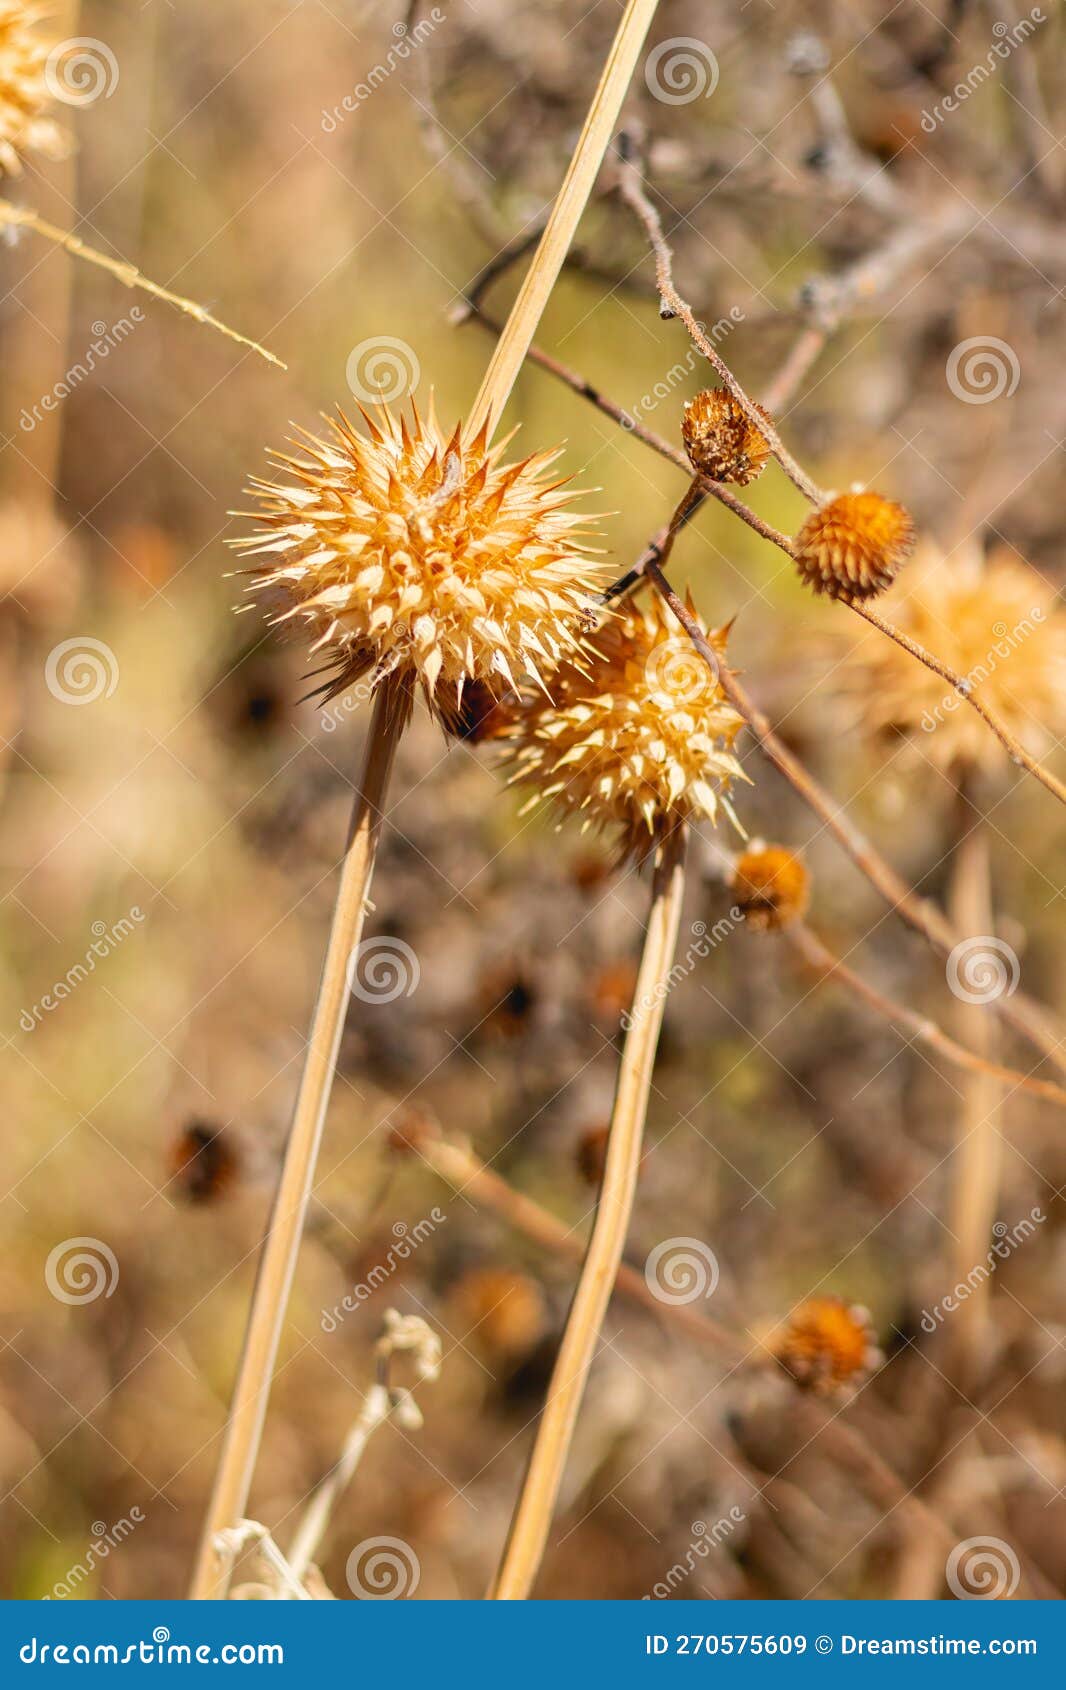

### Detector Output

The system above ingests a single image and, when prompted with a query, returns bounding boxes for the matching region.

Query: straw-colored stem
[468,0,661,437]
[0,200,285,369]
[788,922,1066,1112]
[489,828,687,1600]
[286,1381,392,1584]
[944,817,1003,1382]
[188,670,411,1598]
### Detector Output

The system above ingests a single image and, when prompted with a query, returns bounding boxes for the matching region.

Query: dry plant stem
[945,820,1003,1381]
[467,0,662,437]
[849,601,1066,809]
[287,1380,392,1584]
[192,4,663,1597]
[417,1132,743,1358]
[490,829,687,1600]
[188,672,411,1598]
[0,200,285,369]
[613,151,824,505]
[645,558,1066,1074]
[787,923,1066,1112]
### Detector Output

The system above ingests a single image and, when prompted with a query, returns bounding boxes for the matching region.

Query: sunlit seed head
[233,401,605,721]
[732,843,810,932]
[682,388,772,487]
[794,490,915,602]
[505,592,748,862]
[849,542,1066,779]
[772,1296,881,1394]
[0,3,66,176]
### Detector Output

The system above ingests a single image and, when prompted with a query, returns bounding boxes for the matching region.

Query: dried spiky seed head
[506,593,747,862]
[794,490,914,601]
[732,843,810,932]
[0,2,67,176]
[848,542,1066,780]
[772,1296,881,1394]
[682,388,772,486]
[235,401,605,722]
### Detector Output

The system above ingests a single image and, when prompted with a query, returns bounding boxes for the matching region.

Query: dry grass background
[1,0,1065,1600]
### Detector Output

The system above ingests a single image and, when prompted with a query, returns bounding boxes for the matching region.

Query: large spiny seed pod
[234,401,605,721]
[731,843,810,932]
[506,593,747,862]
[682,388,772,486]
[0,2,66,176]
[772,1296,881,1394]
[794,490,914,601]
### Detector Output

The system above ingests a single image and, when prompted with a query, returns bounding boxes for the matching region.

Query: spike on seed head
[0,2,67,177]
[732,843,810,932]
[773,1296,881,1394]
[682,388,772,486]
[793,490,915,602]
[234,403,605,721]
[505,593,748,864]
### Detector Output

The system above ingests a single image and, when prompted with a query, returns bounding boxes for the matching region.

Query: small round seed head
[168,1121,239,1205]
[794,490,915,601]
[732,843,810,932]
[506,594,747,861]
[682,388,772,486]
[773,1296,881,1394]
[452,1266,548,1360]
[0,2,67,176]
[235,401,604,721]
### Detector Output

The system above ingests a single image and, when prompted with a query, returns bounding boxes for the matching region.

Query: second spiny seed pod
[682,388,772,487]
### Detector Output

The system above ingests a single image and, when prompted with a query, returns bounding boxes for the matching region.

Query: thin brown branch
[788,922,1066,1112]
[613,143,824,505]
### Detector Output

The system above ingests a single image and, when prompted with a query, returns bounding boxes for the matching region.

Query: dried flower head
[773,1296,881,1394]
[0,2,66,176]
[794,490,914,601]
[169,1121,239,1205]
[732,843,810,932]
[682,388,772,486]
[235,402,604,721]
[850,542,1066,779]
[452,1266,547,1360]
[506,594,746,861]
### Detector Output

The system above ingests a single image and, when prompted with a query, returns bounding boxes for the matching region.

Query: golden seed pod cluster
[772,1296,881,1394]
[682,388,772,486]
[794,490,914,601]
[506,593,747,860]
[732,844,810,932]
[852,543,1066,778]
[235,402,605,720]
[0,2,65,176]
